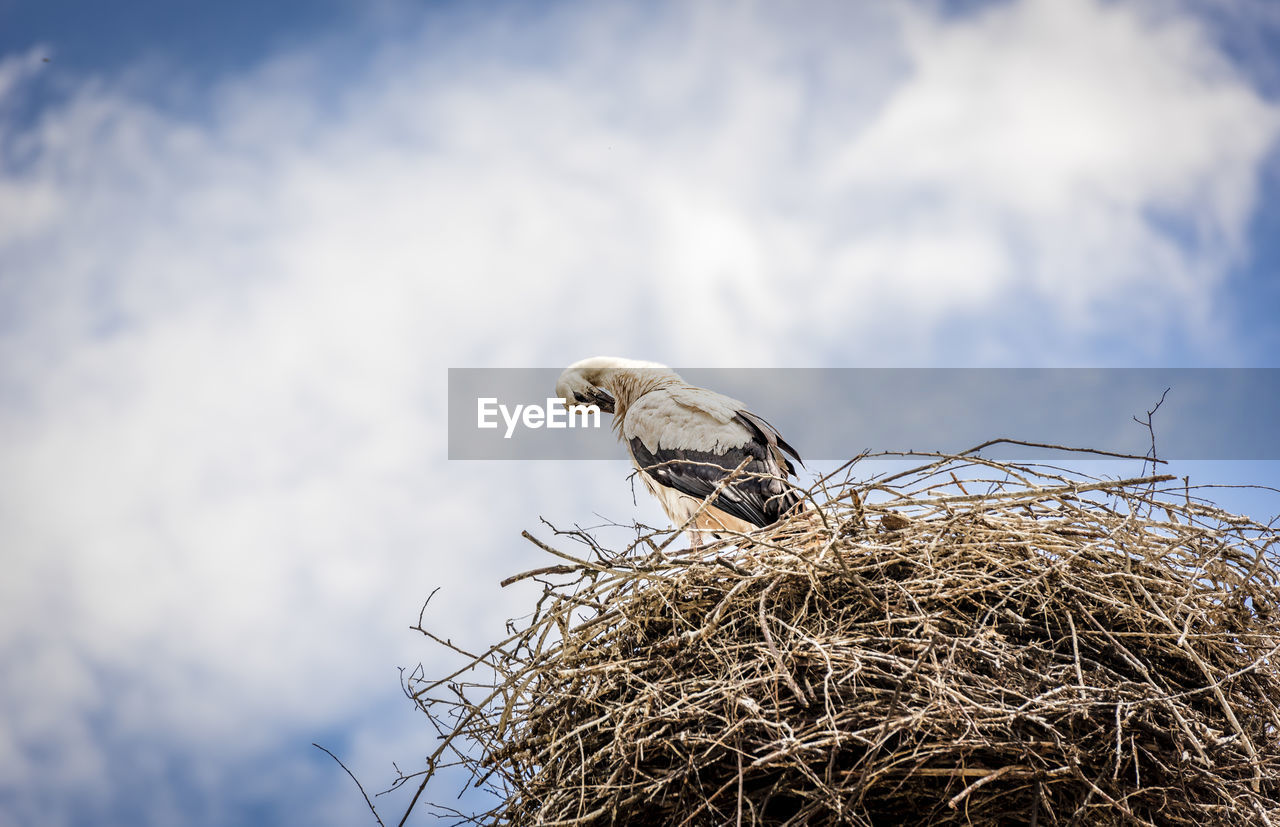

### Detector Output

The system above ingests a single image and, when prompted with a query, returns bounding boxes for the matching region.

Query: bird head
[555,370,616,414]
[555,356,674,416]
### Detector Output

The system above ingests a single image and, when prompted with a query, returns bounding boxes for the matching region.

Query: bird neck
[606,370,681,428]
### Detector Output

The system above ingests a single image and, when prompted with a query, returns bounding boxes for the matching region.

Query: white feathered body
[556,357,802,544]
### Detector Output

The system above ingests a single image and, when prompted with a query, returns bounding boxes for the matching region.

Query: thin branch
[313,743,386,827]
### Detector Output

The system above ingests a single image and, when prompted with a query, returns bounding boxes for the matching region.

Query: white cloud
[828,0,1280,339]
[0,0,1277,823]
[0,46,46,102]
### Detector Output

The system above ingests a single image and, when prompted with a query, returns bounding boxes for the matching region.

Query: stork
[555,357,803,546]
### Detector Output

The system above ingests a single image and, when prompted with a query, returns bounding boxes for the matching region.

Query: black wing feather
[733,411,803,474]
[629,437,801,528]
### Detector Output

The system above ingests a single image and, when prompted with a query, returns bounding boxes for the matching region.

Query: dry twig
[402,450,1280,825]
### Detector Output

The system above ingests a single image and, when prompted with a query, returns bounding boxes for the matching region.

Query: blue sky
[2,0,1280,825]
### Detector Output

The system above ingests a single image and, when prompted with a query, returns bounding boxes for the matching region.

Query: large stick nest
[404,453,1280,825]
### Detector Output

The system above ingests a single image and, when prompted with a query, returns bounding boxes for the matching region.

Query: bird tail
[765,481,806,524]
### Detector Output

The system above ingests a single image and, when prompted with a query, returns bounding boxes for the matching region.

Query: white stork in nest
[556,357,804,546]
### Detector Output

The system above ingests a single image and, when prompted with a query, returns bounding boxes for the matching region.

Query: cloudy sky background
[2,0,1279,823]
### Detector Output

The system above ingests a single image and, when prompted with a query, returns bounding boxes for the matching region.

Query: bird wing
[623,387,801,528]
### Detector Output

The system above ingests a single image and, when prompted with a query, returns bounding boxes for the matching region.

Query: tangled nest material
[401,450,1280,825]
